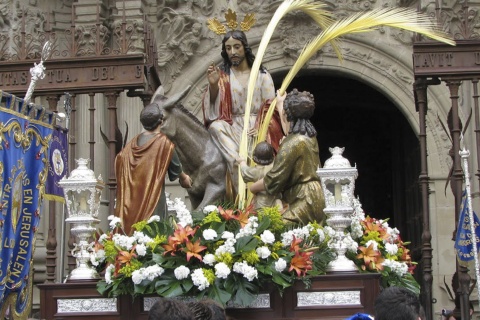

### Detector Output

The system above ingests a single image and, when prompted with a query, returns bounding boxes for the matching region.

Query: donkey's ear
[163,85,192,110]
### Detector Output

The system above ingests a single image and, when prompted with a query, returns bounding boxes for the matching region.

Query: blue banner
[45,127,68,202]
[454,190,480,262]
[0,92,53,318]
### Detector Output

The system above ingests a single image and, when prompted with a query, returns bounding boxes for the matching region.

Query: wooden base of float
[38,273,380,320]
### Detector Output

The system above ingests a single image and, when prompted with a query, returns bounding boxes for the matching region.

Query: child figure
[236,141,282,210]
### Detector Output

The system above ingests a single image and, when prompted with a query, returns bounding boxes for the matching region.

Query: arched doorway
[273,73,422,259]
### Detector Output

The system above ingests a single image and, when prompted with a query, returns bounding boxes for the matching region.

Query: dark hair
[140,103,164,131]
[374,287,425,320]
[284,89,317,137]
[220,30,266,74]
[253,141,274,165]
[188,299,226,320]
[148,298,194,320]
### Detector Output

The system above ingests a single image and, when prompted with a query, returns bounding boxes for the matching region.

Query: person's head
[253,141,275,165]
[221,30,254,71]
[148,297,194,320]
[374,286,425,320]
[284,89,317,137]
[188,299,226,320]
[140,103,164,131]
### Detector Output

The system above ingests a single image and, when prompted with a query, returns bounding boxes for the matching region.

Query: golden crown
[207,9,256,35]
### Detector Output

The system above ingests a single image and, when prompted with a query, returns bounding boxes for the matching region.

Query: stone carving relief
[155,0,215,92]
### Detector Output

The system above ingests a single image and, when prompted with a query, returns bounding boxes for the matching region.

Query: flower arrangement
[93,199,335,306]
[346,209,420,294]
[92,198,419,306]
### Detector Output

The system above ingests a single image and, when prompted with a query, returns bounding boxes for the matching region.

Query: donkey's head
[148,85,191,138]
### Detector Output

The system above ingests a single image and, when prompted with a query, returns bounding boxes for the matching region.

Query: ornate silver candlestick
[59,158,104,281]
[318,147,358,272]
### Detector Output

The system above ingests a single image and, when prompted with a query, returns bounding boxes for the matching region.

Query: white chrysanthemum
[135,243,147,256]
[131,269,144,285]
[203,205,218,214]
[343,234,358,253]
[281,230,294,247]
[108,215,122,229]
[112,233,135,250]
[173,198,193,227]
[260,230,275,244]
[191,269,210,290]
[256,246,271,259]
[384,242,398,255]
[98,234,108,244]
[203,254,216,266]
[214,262,231,279]
[145,265,164,281]
[350,222,363,240]
[105,264,115,284]
[317,228,325,242]
[274,258,287,272]
[364,239,378,251]
[383,259,409,277]
[233,261,258,281]
[222,231,235,239]
[236,216,258,239]
[90,249,105,266]
[174,265,190,280]
[203,229,218,241]
[323,226,336,238]
[147,215,160,223]
[215,242,236,255]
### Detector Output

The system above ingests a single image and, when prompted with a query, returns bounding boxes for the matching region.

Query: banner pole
[459,145,480,311]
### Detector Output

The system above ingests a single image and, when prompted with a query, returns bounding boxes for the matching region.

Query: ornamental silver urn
[318,147,358,273]
[59,158,104,281]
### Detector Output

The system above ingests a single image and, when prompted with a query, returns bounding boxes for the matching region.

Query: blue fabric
[454,190,480,261]
[344,313,373,320]
[45,127,68,202]
[0,93,53,316]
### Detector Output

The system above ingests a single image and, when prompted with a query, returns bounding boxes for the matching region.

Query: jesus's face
[225,37,245,67]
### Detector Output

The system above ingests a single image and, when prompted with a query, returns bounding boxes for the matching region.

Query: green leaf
[207,282,232,305]
[235,236,259,253]
[272,271,293,289]
[231,279,259,307]
[256,216,271,235]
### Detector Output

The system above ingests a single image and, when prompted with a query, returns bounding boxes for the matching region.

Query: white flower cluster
[174,265,190,280]
[191,268,210,290]
[105,264,115,284]
[112,233,135,250]
[349,217,364,240]
[203,229,218,241]
[203,205,218,214]
[233,261,258,281]
[280,225,313,247]
[90,249,105,266]
[256,246,271,259]
[364,239,378,251]
[131,265,165,285]
[214,262,231,279]
[172,198,193,227]
[384,242,398,256]
[260,230,275,244]
[342,234,359,253]
[274,258,287,272]
[383,259,409,277]
[215,231,236,255]
[384,227,400,243]
[203,253,216,266]
[236,216,258,239]
[107,215,122,230]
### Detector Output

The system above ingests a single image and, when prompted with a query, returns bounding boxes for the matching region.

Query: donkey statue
[150,86,227,210]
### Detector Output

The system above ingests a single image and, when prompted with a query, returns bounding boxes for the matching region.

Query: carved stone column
[105,91,120,215]
[413,78,434,320]
[445,79,471,320]
[45,95,60,283]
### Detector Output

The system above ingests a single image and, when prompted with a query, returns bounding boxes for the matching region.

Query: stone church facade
[0,0,477,317]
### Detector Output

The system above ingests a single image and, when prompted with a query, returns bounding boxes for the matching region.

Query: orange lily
[289,235,303,253]
[235,208,252,228]
[162,235,179,256]
[219,206,237,221]
[170,224,197,244]
[289,251,313,277]
[114,246,138,276]
[184,238,207,262]
[356,244,384,271]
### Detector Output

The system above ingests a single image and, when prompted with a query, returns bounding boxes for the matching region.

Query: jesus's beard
[230,55,244,67]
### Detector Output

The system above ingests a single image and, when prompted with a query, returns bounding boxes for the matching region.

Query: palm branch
[237,0,335,208]
[256,6,455,146]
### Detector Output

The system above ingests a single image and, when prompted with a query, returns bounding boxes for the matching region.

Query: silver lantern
[59,158,104,281]
[318,147,358,272]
